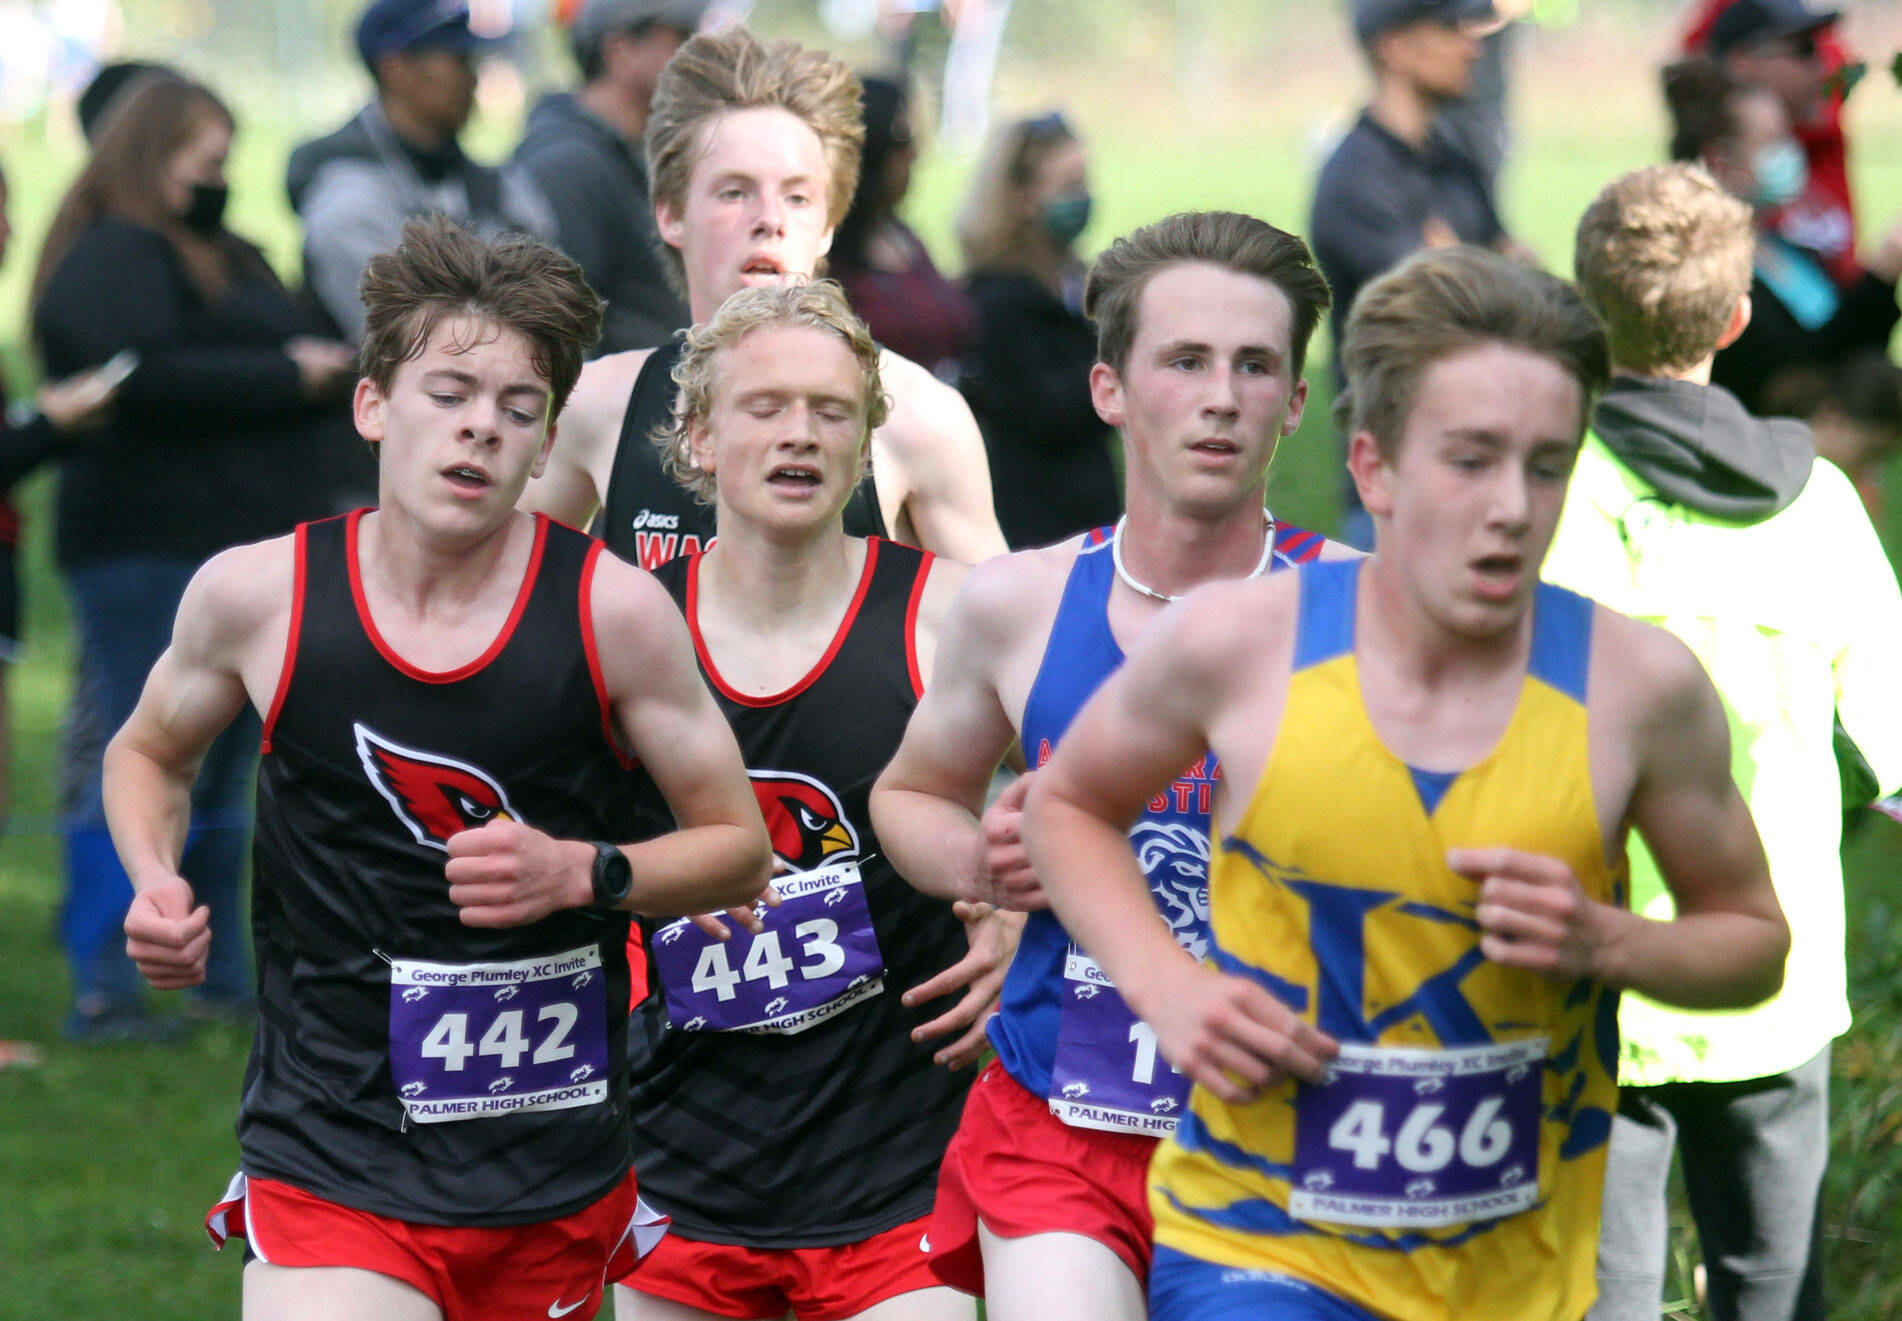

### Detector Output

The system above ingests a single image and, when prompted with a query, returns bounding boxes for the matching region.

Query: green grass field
[3,7,1902,1318]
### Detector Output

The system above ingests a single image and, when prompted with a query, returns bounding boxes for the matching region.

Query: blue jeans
[59,556,256,1011]
[1149,1247,1385,1321]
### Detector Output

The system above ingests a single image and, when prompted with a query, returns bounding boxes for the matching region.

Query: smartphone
[92,349,139,392]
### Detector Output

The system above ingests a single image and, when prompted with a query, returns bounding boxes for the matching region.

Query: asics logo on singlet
[1132,821,1212,961]
[355,724,522,851]
[750,769,861,872]
[630,508,679,531]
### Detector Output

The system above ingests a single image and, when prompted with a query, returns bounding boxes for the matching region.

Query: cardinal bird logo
[749,770,859,871]
[355,724,521,850]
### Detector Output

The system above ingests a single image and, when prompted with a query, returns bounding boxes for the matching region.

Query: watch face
[597,845,632,904]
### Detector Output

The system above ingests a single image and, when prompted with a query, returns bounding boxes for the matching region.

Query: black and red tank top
[626,537,972,1247]
[600,337,888,570]
[244,510,648,1226]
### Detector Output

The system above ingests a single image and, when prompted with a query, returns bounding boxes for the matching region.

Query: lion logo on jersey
[1131,821,1211,961]
[750,770,859,871]
[355,724,521,851]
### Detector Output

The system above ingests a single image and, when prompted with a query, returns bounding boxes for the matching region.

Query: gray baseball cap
[571,0,709,64]
[1353,0,1497,46]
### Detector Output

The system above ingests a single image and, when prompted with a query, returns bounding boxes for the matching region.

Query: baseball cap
[570,0,709,65]
[357,0,485,68]
[1707,0,1839,56]
[1353,0,1497,46]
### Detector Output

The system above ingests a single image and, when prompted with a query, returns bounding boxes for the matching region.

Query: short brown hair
[358,217,604,420]
[656,280,889,505]
[1083,211,1332,380]
[1337,246,1609,457]
[1575,164,1752,375]
[644,28,864,293]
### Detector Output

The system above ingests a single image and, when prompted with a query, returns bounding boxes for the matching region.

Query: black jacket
[513,93,687,355]
[961,270,1120,550]
[34,219,347,567]
[1713,268,1900,416]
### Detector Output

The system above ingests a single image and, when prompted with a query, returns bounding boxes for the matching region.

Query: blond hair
[655,280,889,505]
[644,28,864,294]
[955,113,1078,275]
[1574,164,1753,375]
[1337,247,1609,458]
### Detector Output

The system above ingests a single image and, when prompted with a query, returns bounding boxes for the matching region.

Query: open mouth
[443,464,491,494]
[741,255,786,280]
[767,463,822,491]
[1190,438,1240,457]
[1470,554,1522,596]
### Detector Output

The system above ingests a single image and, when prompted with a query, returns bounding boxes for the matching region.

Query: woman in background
[31,73,356,1041]
[956,111,1119,549]
[829,74,974,384]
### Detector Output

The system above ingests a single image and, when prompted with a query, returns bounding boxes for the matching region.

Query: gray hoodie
[513,92,688,355]
[1590,375,1813,523]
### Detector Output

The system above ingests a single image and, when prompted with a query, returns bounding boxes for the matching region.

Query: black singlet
[600,337,889,569]
[245,511,647,1226]
[626,538,971,1247]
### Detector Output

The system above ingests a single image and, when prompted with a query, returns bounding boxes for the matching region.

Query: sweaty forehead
[689,106,831,189]
[1131,262,1294,357]
[405,314,544,388]
[711,323,862,396]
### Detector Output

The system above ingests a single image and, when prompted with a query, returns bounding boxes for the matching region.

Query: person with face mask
[30,73,357,1042]
[956,112,1121,549]
[1665,58,1902,416]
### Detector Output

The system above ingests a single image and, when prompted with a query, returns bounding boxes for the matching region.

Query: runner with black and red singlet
[107,219,769,1321]
[871,212,1355,1321]
[611,282,1014,1321]
[522,27,1006,572]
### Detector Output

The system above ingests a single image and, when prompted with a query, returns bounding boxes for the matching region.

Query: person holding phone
[31,73,358,1042]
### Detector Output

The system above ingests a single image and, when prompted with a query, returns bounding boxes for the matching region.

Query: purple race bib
[1289,1038,1545,1229]
[1048,950,1191,1136]
[388,946,610,1125]
[650,861,885,1035]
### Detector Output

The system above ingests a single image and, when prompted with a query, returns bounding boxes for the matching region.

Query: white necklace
[1110,508,1277,604]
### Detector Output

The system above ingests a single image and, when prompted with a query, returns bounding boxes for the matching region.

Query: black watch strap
[589,841,633,912]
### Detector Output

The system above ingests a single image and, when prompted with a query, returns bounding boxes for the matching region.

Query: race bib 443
[650,862,885,1035]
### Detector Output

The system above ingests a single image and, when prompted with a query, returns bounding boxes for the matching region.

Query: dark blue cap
[1707,0,1839,56]
[1353,0,1496,46]
[357,0,484,68]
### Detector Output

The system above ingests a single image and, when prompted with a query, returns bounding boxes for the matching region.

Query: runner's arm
[1458,617,1788,1009]
[1025,590,1337,1099]
[877,354,1008,563]
[870,560,1022,903]
[517,350,643,527]
[106,544,284,987]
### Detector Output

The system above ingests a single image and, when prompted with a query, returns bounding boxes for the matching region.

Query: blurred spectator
[955,111,1118,548]
[1665,59,1900,416]
[1311,0,1513,546]
[1550,160,1902,1321]
[830,75,974,383]
[0,160,122,823]
[287,0,554,340]
[31,75,358,1042]
[1435,0,1530,193]
[1686,0,1859,287]
[513,0,700,355]
[1762,352,1902,519]
[76,60,181,142]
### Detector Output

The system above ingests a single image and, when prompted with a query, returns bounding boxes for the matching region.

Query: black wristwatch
[587,842,633,912]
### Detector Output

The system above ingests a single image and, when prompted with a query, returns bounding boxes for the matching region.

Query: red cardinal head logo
[749,770,859,872]
[355,724,520,850]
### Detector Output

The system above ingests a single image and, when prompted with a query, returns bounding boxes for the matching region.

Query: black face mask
[182,182,228,234]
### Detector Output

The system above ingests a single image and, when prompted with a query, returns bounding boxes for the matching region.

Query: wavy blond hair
[655,281,890,505]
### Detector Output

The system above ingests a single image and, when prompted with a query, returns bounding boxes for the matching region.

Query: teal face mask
[1750,139,1808,209]
[1041,193,1093,247]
